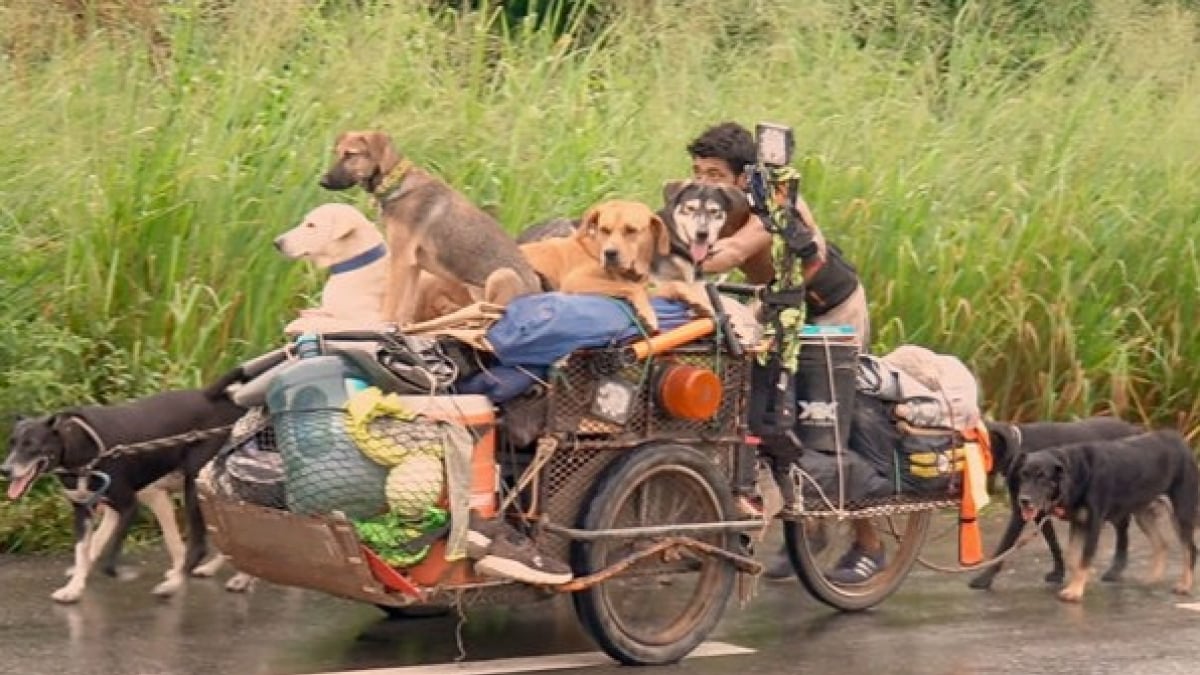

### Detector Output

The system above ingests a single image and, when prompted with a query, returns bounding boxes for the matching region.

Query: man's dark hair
[686,122,757,175]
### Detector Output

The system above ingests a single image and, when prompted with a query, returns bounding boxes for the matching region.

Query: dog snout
[273,237,285,252]
[0,462,10,480]
[318,167,354,191]
[603,248,620,266]
[1018,496,1033,509]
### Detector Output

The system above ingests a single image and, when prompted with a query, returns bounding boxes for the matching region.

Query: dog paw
[1100,570,1124,583]
[1044,570,1065,584]
[152,574,184,597]
[1171,583,1192,596]
[51,585,84,604]
[190,558,224,578]
[1057,588,1084,603]
[224,573,256,593]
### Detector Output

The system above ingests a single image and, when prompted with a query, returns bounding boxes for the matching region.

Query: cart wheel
[783,510,931,611]
[571,443,736,666]
[375,604,451,620]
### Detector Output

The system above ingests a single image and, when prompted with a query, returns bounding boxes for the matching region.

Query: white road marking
[303,641,755,675]
[1175,602,1200,611]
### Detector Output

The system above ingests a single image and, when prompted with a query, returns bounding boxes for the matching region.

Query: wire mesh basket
[545,346,749,444]
[273,408,447,521]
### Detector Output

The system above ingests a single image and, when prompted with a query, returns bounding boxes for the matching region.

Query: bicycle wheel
[572,443,737,665]
[783,509,932,611]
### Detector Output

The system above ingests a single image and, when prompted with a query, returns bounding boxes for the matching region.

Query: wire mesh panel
[545,346,750,445]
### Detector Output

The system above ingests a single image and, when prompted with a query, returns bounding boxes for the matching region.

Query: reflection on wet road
[2,512,1200,675]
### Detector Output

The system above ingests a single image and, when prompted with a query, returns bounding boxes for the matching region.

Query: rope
[915,514,1050,574]
[497,436,558,515]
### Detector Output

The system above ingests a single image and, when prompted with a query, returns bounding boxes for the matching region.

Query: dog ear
[661,179,689,207]
[362,131,400,173]
[1054,454,1082,505]
[575,207,602,259]
[717,185,752,236]
[650,213,670,257]
[328,210,358,241]
[578,207,600,238]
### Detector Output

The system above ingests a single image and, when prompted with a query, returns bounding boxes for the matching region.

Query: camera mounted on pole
[742,122,820,470]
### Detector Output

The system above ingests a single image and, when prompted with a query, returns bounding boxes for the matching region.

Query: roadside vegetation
[2,0,1198,550]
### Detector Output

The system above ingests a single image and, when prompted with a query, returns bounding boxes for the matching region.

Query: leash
[915,513,1050,574]
[51,418,235,507]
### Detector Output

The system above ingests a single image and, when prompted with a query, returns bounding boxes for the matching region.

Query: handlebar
[316,330,401,341]
[713,282,764,298]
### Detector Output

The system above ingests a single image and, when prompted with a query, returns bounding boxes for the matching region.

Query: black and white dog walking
[2,371,245,603]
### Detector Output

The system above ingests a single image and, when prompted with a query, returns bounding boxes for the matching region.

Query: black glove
[780,209,820,262]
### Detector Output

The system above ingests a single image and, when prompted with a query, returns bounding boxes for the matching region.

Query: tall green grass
[1,0,1199,549]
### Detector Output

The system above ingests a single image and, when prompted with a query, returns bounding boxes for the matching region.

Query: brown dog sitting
[318,130,542,326]
[521,200,709,332]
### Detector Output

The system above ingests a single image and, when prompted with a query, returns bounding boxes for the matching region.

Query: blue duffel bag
[486,293,692,367]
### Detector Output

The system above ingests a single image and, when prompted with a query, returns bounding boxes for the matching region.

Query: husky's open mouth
[5,458,47,500]
[689,240,711,265]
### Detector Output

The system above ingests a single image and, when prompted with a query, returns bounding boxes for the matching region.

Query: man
[685,121,881,584]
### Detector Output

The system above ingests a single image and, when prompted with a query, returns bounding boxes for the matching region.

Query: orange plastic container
[390,395,498,587]
[656,363,722,421]
[396,394,497,517]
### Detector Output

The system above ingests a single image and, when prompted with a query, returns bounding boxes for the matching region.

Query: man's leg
[812,286,886,583]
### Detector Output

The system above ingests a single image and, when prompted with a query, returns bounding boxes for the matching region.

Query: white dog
[276,203,472,334]
[276,203,391,335]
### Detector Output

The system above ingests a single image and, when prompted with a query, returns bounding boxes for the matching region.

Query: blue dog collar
[329,243,387,275]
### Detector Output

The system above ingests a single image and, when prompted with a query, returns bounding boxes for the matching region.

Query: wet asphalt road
[3,511,1200,675]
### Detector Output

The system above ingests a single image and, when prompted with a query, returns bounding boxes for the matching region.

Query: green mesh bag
[275,409,389,519]
[355,506,450,567]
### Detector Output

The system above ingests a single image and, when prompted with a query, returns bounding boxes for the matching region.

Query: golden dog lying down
[521,199,710,331]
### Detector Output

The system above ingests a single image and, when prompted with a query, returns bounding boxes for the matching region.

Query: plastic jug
[266,333,369,413]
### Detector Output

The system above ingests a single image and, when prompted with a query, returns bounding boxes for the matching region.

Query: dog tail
[202,365,248,401]
[202,348,291,400]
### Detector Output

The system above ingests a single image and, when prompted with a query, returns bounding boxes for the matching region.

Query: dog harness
[56,416,114,511]
[329,243,387,275]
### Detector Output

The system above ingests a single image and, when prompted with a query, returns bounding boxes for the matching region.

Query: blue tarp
[458,293,693,403]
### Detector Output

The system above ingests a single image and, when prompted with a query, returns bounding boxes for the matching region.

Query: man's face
[691,156,746,189]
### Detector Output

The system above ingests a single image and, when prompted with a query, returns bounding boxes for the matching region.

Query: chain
[59,422,236,478]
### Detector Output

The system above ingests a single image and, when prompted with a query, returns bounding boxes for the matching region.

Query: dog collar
[329,243,387,275]
[373,159,413,202]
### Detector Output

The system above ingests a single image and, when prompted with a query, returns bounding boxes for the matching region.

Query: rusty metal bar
[555,536,762,592]
[543,519,767,541]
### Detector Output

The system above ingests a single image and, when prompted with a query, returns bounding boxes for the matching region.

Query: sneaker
[473,522,574,586]
[826,545,885,585]
[466,511,502,560]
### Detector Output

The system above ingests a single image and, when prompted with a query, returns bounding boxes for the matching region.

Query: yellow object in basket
[386,454,445,521]
[345,387,417,466]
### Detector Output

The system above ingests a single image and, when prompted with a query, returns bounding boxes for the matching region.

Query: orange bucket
[655,363,722,421]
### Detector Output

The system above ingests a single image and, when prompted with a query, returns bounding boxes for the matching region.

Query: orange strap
[955,422,992,566]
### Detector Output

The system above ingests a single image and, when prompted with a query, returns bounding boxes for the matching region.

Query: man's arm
[702,214,774,274]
